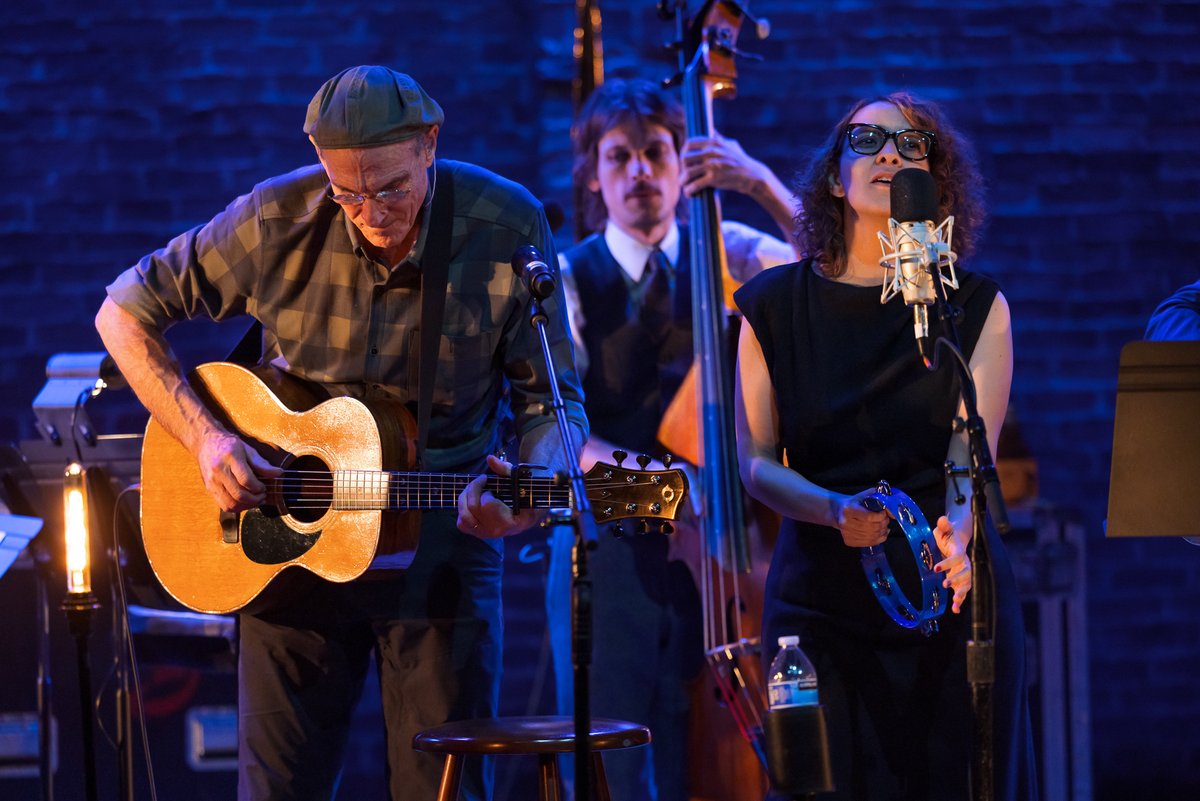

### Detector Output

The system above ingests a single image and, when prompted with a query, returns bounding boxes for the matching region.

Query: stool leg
[436,753,464,801]
[538,754,561,801]
[591,753,612,801]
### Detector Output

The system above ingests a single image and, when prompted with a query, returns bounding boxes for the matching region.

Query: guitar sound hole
[280,454,332,524]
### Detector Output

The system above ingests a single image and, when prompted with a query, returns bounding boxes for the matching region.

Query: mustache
[625,186,662,200]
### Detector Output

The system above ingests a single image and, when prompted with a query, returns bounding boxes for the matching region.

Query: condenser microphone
[511,244,557,300]
[889,168,940,345]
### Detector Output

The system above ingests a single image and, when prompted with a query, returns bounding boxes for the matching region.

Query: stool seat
[413,716,650,801]
[413,715,650,755]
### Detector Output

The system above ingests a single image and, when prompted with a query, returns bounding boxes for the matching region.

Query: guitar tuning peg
[659,522,674,535]
[636,521,649,535]
[612,450,627,466]
[662,453,673,468]
[636,454,651,470]
[611,524,626,538]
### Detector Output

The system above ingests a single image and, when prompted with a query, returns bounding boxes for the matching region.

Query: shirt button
[370,346,379,355]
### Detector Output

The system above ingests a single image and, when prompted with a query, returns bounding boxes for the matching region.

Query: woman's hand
[835,488,891,548]
[932,515,972,613]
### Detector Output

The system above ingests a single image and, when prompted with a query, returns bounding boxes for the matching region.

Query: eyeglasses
[329,184,414,206]
[844,123,936,162]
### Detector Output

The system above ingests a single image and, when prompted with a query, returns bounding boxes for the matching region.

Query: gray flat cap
[304,66,444,149]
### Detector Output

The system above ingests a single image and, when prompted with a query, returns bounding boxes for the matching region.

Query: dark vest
[566,232,694,454]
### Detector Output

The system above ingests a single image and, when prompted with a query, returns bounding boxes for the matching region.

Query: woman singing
[734,92,1037,800]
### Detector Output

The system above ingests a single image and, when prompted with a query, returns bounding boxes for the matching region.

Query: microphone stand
[927,272,1010,801]
[522,288,599,801]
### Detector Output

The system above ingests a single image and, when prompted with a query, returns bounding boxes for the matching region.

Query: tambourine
[859,481,948,636]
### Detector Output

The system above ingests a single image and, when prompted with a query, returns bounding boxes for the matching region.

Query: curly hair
[794,92,985,277]
[571,78,686,234]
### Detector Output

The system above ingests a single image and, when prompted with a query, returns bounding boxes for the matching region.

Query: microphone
[511,244,557,300]
[890,168,939,345]
[879,168,958,365]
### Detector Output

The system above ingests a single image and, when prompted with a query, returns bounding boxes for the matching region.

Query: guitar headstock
[583,458,689,524]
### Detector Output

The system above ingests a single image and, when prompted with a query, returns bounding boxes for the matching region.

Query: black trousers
[236,511,504,801]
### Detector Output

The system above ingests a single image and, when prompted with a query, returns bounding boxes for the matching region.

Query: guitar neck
[322,470,572,512]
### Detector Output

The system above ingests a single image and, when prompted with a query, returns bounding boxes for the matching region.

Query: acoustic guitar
[140,362,688,614]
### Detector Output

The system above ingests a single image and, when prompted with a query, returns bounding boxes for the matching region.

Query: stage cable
[109,483,159,801]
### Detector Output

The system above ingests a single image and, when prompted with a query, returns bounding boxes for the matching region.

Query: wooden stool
[412,715,651,801]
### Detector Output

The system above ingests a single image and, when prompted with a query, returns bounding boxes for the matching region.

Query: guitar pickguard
[241,508,322,565]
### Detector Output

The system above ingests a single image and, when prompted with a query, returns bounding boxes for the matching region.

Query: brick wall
[2,1,1197,798]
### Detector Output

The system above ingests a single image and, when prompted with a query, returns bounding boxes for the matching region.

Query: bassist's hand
[196,431,283,513]
[458,454,543,538]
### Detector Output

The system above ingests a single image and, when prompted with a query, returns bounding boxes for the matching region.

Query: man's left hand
[457,454,545,538]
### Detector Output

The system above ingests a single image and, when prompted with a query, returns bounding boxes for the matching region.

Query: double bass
[656,2,776,799]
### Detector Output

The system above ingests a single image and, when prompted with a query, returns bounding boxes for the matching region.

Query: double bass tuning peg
[750,15,771,41]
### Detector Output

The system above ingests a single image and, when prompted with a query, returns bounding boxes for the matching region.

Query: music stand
[1106,340,1200,539]
[0,513,42,580]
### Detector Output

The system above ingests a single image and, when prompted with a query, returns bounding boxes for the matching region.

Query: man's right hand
[196,431,283,512]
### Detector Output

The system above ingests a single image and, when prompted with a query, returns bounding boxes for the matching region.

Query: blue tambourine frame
[859,481,948,636]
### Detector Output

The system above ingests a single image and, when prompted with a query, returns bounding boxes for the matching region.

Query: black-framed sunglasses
[844,123,936,162]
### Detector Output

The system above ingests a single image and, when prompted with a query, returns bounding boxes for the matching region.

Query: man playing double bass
[545,77,799,801]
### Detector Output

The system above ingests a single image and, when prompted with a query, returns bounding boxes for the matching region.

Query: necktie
[637,248,674,338]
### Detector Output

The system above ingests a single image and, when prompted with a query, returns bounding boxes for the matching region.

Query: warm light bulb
[63,463,91,595]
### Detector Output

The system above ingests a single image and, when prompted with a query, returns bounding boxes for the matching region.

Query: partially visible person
[96,65,587,801]
[734,92,1037,800]
[545,77,799,801]
[1145,278,1200,546]
[1145,278,1200,341]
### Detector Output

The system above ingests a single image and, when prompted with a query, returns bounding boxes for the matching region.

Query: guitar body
[140,362,418,614]
[140,362,686,615]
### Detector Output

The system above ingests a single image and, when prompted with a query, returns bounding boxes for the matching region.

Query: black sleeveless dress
[735,260,1037,801]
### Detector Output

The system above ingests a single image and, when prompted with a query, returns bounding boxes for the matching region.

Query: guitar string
[256,470,673,509]
[258,474,665,510]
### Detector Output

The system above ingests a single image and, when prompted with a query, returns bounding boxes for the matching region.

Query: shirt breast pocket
[429,330,499,406]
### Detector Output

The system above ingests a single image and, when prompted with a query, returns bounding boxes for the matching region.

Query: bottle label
[768,680,818,709]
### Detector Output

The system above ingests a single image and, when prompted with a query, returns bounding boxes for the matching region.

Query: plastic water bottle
[767,635,818,710]
[763,636,834,794]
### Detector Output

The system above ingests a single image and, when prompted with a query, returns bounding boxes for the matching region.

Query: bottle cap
[778,635,799,647]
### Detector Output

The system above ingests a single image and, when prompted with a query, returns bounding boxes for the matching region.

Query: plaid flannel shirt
[108,159,587,470]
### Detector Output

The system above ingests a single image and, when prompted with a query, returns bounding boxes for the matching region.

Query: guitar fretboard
[276,470,574,512]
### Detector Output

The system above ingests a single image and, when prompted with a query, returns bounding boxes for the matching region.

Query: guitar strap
[416,160,454,469]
